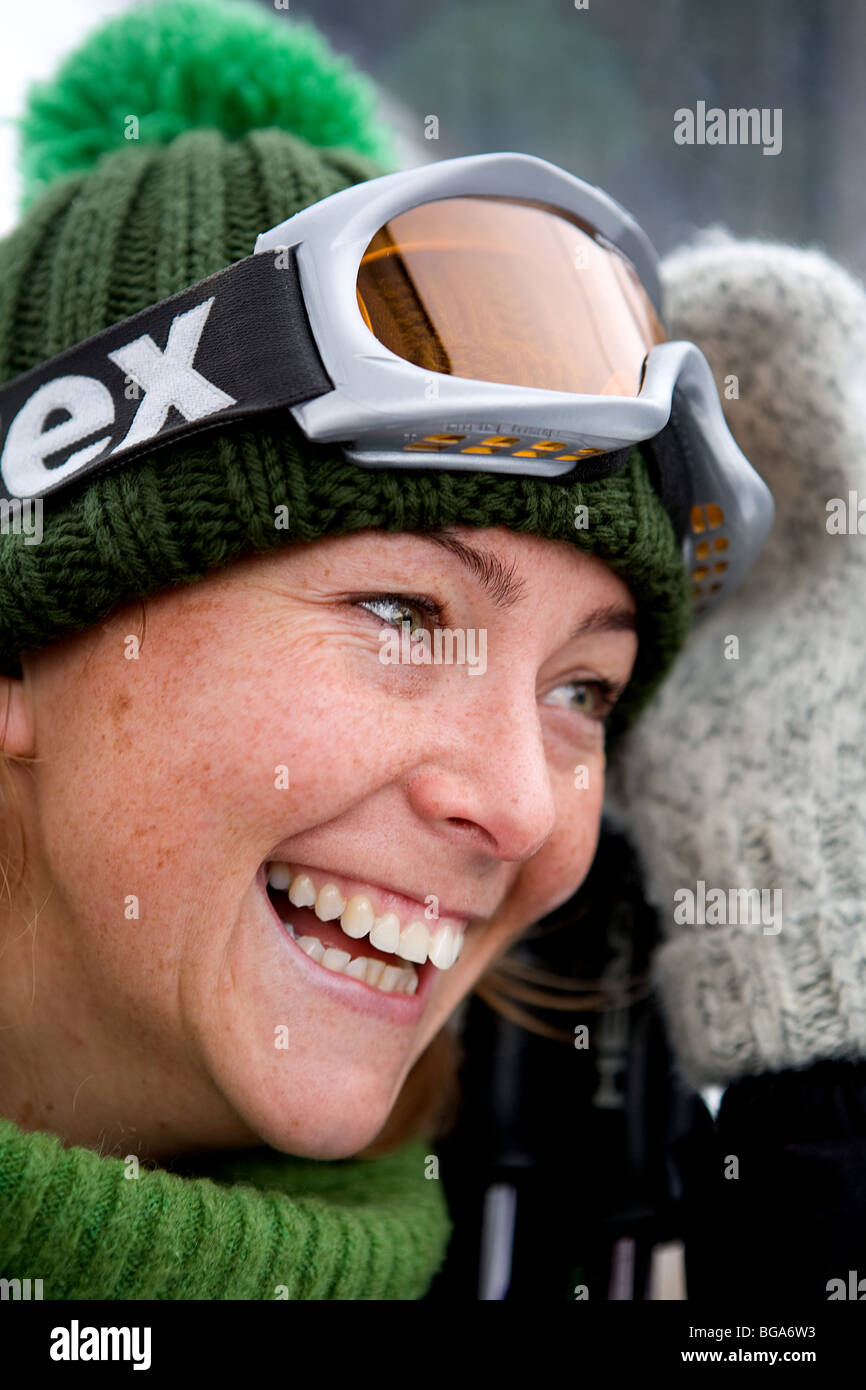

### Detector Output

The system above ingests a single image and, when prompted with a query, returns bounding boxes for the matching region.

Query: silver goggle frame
[255,151,774,614]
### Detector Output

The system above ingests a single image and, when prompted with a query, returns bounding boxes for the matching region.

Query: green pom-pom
[17,0,399,209]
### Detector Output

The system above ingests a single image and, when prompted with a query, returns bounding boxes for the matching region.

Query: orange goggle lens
[356,195,666,397]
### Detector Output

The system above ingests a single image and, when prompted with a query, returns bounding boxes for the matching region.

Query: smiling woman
[0,0,709,1301]
[0,528,640,1162]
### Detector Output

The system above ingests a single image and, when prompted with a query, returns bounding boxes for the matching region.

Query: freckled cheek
[26,660,234,946]
[203,646,429,831]
[37,640,404,906]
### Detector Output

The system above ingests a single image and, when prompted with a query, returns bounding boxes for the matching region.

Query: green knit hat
[0,0,691,744]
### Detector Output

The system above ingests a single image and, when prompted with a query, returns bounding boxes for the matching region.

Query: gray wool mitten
[605,228,866,1091]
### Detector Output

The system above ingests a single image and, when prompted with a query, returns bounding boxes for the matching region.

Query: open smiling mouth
[263,862,470,1003]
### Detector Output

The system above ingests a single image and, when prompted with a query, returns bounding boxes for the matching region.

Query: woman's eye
[355,594,433,635]
[542,679,618,722]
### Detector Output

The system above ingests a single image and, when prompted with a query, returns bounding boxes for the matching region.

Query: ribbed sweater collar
[0,1117,451,1299]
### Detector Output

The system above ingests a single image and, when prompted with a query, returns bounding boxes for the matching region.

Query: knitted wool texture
[0,1117,450,1299]
[0,0,692,746]
[606,230,866,1089]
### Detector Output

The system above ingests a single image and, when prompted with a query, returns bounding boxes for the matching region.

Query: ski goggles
[0,151,773,614]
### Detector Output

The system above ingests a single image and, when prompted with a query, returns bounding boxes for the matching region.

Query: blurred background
[1,0,864,278]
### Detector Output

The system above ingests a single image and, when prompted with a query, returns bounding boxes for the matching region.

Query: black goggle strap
[0,249,333,503]
[0,243,693,552]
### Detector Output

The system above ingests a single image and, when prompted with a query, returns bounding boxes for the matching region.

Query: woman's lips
[259,864,445,1022]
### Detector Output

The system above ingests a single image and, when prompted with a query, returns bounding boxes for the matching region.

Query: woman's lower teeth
[285,922,419,995]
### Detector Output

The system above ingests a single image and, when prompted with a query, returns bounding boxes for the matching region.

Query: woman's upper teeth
[266,863,465,971]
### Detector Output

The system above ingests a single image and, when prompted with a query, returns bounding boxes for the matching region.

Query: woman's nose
[404,680,558,863]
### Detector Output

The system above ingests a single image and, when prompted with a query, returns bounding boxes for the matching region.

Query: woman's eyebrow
[423,530,526,608]
[420,531,637,638]
[569,602,639,640]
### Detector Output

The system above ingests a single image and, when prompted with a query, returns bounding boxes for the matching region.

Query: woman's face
[0,525,638,1160]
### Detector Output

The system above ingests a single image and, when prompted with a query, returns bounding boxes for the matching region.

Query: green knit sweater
[0,1118,452,1299]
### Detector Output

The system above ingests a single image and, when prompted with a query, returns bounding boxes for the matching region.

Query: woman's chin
[250,1114,396,1163]
[228,1075,404,1161]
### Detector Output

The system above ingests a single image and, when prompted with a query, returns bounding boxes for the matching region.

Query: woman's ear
[0,658,36,757]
